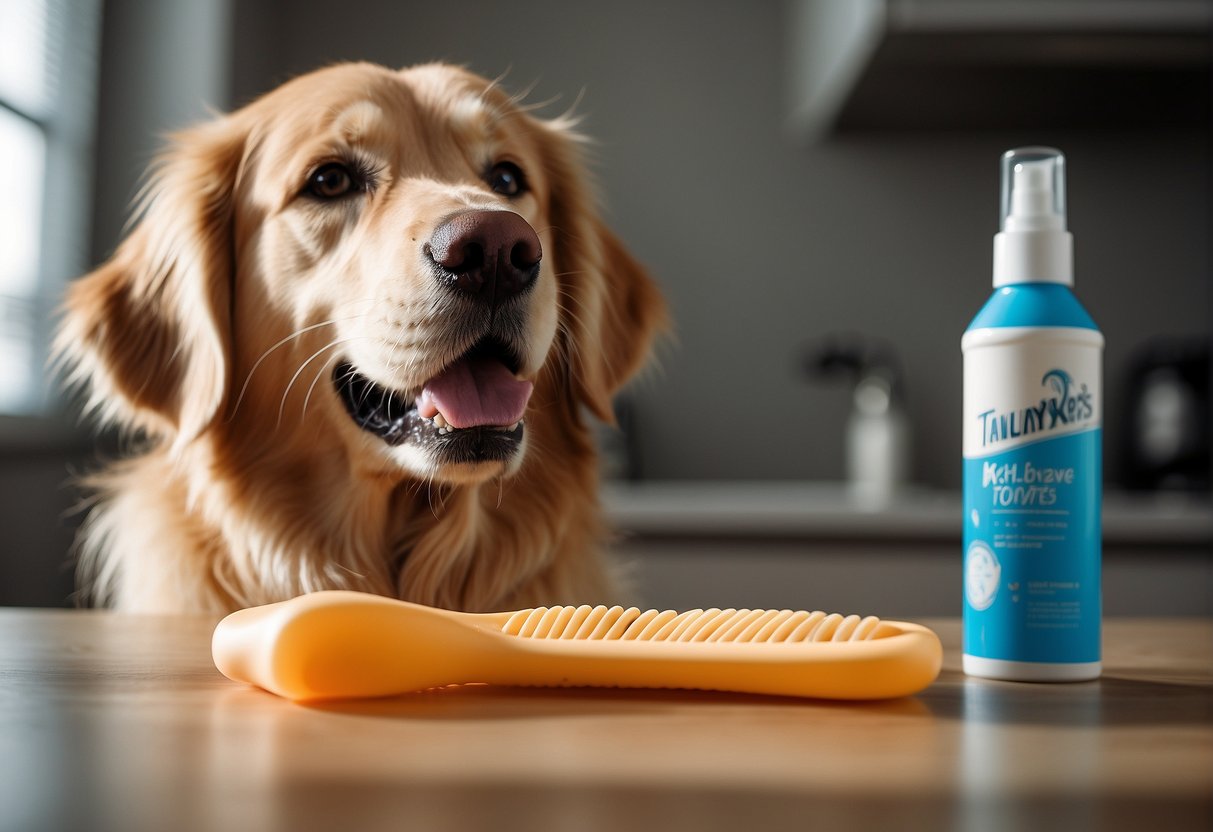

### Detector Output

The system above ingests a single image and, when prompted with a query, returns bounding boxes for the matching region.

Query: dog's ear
[541,123,668,424]
[57,118,245,447]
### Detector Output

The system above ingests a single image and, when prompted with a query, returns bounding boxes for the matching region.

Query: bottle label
[963,331,1101,664]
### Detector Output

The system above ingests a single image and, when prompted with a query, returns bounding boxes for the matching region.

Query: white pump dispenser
[992,147,1073,287]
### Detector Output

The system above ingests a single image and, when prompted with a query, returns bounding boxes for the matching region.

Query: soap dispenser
[807,335,911,502]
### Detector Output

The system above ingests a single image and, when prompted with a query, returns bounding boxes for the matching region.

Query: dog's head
[59,63,664,485]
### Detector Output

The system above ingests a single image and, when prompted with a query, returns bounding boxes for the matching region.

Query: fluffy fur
[56,62,665,613]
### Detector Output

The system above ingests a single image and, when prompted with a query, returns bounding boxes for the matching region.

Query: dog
[56,62,665,613]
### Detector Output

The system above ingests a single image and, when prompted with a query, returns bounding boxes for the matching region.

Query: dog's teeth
[433,420,521,435]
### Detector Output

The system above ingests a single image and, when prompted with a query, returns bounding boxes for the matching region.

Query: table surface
[1,610,1210,832]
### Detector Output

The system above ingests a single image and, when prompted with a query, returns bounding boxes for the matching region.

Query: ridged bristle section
[499,606,884,643]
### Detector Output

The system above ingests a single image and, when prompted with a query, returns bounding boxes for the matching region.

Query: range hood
[787,0,1212,137]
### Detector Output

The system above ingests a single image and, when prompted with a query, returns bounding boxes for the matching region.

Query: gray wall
[91,0,232,264]
[6,0,1208,606]
[0,422,86,606]
[226,0,1209,487]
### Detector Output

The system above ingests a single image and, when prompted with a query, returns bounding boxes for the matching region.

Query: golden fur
[56,62,665,613]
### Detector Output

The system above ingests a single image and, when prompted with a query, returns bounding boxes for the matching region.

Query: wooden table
[1,611,1209,831]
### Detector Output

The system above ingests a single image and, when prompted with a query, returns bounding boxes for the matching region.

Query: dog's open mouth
[334,338,531,463]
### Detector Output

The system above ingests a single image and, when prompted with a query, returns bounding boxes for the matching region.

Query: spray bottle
[962,147,1103,681]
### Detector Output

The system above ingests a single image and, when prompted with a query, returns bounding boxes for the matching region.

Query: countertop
[1,609,1209,831]
[603,480,1213,544]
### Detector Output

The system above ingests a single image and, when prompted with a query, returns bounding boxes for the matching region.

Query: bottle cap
[992,146,1073,287]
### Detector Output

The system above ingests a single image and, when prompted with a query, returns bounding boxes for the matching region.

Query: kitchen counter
[603,482,1213,617]
[603,480,1213,544]
[1,609,1209,831]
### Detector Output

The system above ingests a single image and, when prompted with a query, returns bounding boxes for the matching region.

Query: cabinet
[605,481,1213,615]
[787,0,1212,137]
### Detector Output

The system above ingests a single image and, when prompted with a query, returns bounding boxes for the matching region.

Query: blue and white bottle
[962,147,1103,681]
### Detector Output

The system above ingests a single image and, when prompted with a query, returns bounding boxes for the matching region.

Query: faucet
[805,334,912,501]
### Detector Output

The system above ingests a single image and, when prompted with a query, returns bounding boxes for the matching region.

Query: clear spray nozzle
[1000,147,1066,233]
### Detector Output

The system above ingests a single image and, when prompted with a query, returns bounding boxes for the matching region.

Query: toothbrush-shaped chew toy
[212,591,942,702]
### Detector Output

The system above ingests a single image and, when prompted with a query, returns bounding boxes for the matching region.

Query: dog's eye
[306,162,358,199]
[486,161,527,197]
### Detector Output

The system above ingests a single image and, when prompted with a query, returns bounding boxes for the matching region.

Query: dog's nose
[425,210,542,305]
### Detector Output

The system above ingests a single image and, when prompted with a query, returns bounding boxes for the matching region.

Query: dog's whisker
[276,337,360,428]
[552,302,590,372]
[557,330,581,378]
[553,285,621,384]
[301,351,345,419]
[229,306,375,421]
[381,312,424,403]
[353,359,386,415]
[425,476,441,521]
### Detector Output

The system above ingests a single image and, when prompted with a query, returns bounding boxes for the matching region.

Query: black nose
[425,210,542,305]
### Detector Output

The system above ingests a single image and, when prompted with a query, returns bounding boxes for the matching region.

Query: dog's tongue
[417,355,532,428]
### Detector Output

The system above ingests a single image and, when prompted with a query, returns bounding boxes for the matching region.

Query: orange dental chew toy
[212,590,942,702]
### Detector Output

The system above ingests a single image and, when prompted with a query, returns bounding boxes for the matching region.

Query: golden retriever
[56,62,665,614]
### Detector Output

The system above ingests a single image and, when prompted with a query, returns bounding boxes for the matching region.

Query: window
[0,0,100,414]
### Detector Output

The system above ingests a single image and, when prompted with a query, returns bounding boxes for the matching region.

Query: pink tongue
[417,356,533,429]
